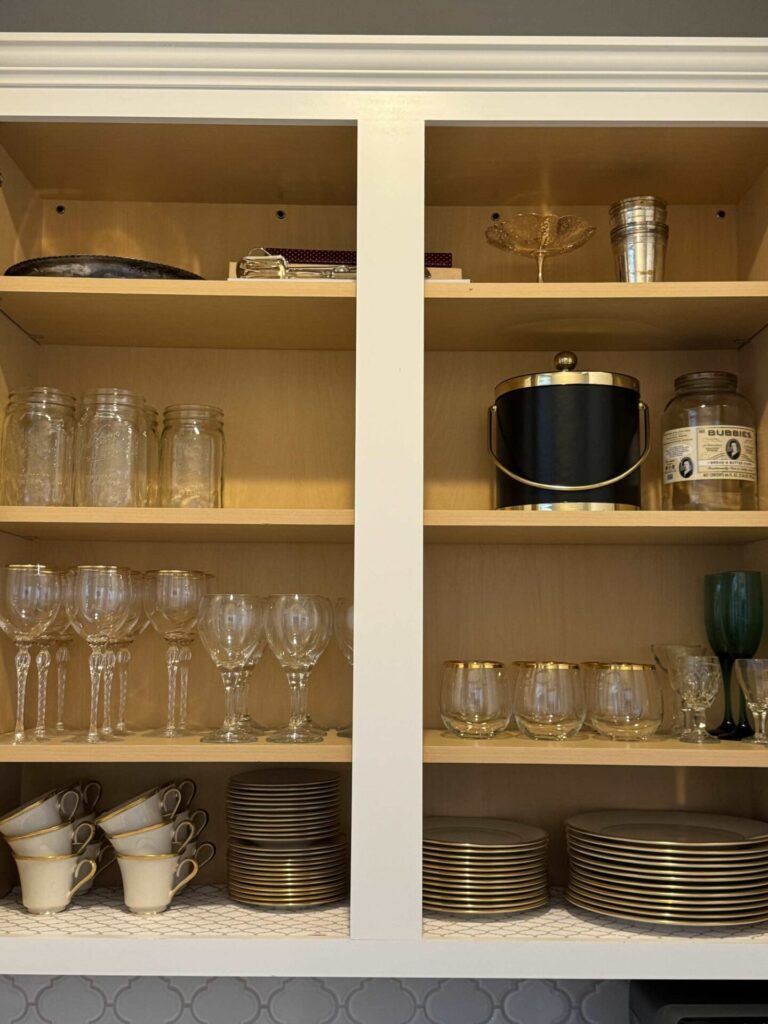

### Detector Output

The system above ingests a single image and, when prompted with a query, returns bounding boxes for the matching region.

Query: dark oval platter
[5,255,203,280]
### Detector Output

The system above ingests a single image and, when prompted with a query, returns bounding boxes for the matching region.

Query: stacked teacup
[609,195,668,282]
[97,778,214,915]
[0,781,103,914]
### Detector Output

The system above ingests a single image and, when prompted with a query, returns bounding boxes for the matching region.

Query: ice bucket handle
[488,400,650,492]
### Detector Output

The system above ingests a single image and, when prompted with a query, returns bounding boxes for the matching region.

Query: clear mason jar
[661,372,757,511]
[142,404,160,507]
[159,404,224,508]
[75,388,146,506]
[0,387,76,505]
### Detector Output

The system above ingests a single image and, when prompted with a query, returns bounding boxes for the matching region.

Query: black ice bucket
[488,351,650,511]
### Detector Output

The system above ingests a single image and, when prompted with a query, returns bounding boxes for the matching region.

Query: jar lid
[163,403,223,421]
[82,388,144,408]
[495,351,640,398]
[674,371,738,393]
[7,386,76,409]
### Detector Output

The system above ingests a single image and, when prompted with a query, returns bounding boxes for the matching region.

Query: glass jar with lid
[1,386,76,505]
[661,372,757,511]
[75,388,146,506]
[159,404,224,508]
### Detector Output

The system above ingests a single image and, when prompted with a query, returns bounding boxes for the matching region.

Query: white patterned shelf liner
[423,889,768,943]
[0,885,349,939]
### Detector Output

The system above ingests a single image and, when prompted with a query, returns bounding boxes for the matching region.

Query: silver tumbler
[609,195,668,282]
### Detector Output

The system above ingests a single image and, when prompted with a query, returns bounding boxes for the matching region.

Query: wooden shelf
[424,510,768,546]
[0,507,354,543]
[424,729,768,768]
[0,732,352,762]
[424,282,768,351]
[0,278,355,350]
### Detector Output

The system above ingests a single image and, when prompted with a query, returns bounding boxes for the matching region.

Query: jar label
[663,426,756,484]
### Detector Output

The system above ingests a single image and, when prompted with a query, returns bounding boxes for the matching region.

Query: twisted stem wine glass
[65,565,131,744]
[705,571,763,740]
[334,597,353,738]
[265,594,332,744]
[109,569,146,736]
[0,565,62,744]
[42,604,75,734]
[144,569,210,738]
[198,594,265,743]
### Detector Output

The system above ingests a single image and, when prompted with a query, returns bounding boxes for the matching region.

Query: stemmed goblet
[651,643,710,736]
[677,655,722,744]
[334,597,353,738]
[0,565,62,744]
[43,606,75,734]
[734,660,768,746]
[144,569,210,738]
[265,594,332,744]
[198,594,265,743]
[705,571,763,739]
[65,565,131,744]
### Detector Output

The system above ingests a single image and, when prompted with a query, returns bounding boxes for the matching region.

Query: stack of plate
[423,816,549,915]
[226,768,348,908]
[566,810,768,927]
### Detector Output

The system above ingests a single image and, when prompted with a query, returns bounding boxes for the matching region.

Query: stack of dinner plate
[226,768,348,907]
[423,816,549,915]
[566,810,768,927]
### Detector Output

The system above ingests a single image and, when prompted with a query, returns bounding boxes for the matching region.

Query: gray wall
[0,977,629,1024]
[1,0,767,36]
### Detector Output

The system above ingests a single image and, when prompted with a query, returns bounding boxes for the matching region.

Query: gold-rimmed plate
[567,811,768,848]
[567,880,768,911]
[229,891,346,908]
[424,817,548,849]
[566,891,768,927]
[424,849,547,863]
[568,850,768,877]
[424,896,549,915]
[568,871,768,902]
[567,837,768,866]
[568,858,768,886]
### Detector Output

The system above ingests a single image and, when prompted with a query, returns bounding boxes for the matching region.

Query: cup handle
[160,787,183,819]
[94,845,117,879]
[188,809,209,838]
[82,781,102,815]
[193,841,215,870]
[175,779,197,810]
[172,819,195,852]
[58,789,81,822]
[69,858,97,899]
[170,856,199,899]
[73,821,96,855]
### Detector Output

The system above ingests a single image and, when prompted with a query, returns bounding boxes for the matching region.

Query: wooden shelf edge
[0,278,357,300]
[424,510,768,545]
[423,729,768,767]
[0,734,352,763]
[424,281,768,300]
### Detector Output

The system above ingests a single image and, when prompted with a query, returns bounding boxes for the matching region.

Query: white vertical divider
[350,112,425,940]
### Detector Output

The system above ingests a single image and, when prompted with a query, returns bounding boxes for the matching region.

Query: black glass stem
[704,571,763,740]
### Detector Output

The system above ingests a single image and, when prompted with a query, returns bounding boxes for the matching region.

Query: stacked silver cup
[609,196,668,282]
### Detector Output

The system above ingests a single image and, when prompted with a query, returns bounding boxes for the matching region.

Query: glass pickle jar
[1,387,77,505]
[662,372,757,511]
[159,404,224,508]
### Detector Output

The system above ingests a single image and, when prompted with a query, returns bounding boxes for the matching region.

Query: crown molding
[0,33,767,93]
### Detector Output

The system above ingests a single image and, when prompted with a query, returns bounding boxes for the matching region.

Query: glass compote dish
[65,565,131,744]
[198,594,265,743]
[144,569,210,738]
[265,594,332,744]
[485,212,596,283]
[0,565,62,744]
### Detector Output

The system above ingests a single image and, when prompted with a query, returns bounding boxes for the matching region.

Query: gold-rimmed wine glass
[65,565,131,744]
[334,597,353,738]
[0,564,62,744]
